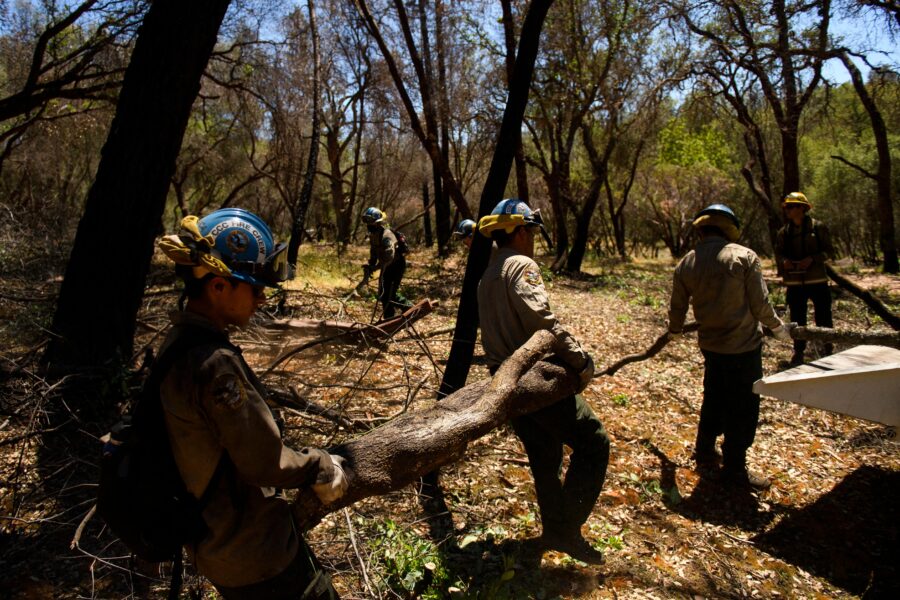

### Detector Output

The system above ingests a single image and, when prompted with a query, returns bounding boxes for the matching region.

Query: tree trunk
[435,0,455,253]
[422,181,433,247]
[44,0,230,374]
[838,53,898,274]
[287,0,322,267]
[500,0,529,203]
[826,264,900,330]
[293,330,579,529]
[437,0,554,398]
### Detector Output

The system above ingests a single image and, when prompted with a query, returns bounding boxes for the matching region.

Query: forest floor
[1,243,899,599]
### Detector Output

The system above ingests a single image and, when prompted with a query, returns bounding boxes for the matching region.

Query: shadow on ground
[752,465,900,598]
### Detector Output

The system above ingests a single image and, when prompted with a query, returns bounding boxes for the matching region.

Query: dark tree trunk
[565,185,600,273]
[422,181,433,247]
[500,0,529,203]
[838,53,898,274]
[433,162,451,255]
[438,0,554,398]
[435,0,454,253]
[288,0,321,267]
[44,0,231,374]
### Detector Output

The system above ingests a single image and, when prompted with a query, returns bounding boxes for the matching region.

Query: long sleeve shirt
[478,247,588,370]
[774,215,833,286]
[160,311,335,587]
[367,227,398,272]
[669,236,783,354]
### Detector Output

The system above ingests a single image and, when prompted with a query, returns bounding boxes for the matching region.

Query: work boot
[539,530,605,565]
[721,468,771,491]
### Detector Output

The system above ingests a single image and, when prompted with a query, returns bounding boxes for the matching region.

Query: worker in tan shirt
[158,208,347,598]
[669,204,792,490]
[477,198,609,564]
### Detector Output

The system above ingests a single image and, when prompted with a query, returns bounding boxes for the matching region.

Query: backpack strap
[137,324,234,600]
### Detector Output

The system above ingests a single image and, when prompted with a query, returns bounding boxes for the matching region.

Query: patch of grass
[611,392,630,407]
[367,519,452,599]
[286,245,364,292]
[621,472,663,502]
[633,292,662,309]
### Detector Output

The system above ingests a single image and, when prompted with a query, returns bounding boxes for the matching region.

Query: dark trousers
[379,256,407,319]
[214,538,339,600]
[697,346,762,474]
[786,283,833,355]
[510,394,610,536]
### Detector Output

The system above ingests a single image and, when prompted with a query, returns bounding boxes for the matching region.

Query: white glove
[312,454,349,505]
[771,323,794,342]
[576,355,595,392]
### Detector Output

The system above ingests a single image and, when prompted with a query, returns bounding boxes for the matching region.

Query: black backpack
[392,228,409,255]
[97,327,229,595]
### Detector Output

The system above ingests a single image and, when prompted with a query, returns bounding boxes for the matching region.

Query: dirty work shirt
[159,311,337,588]
[367,227,399,272]
[478,246,588,369]
[668,235,783,355]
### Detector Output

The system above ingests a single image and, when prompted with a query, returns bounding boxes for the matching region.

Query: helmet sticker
[225,230,251,254]
[208,219,267,258]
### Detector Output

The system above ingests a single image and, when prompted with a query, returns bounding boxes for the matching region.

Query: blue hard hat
[454,219,476,238]
[196,208,288,287]
[694,203,740,229]
[361,207,387,225]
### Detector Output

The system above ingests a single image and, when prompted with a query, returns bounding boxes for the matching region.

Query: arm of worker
[744,254,785,334]
[811,220,833,264]
[506,257,591,376]
[199,350,341,491]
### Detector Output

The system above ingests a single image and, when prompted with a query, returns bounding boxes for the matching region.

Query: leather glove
[666,331,682,341]
[362,265,372,277]
[771,322,794,342]
[576,355,595,392]
[312,454,349,505]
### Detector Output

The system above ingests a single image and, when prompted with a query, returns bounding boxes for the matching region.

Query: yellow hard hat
[782,192,811,211]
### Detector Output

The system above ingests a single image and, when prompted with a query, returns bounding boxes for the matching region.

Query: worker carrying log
[360,206,411,319]
[477,198,610,564]
[668,203,793,491]
[156,208,347,598]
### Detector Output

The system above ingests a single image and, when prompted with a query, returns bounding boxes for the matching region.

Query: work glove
[576,355,595,393]
[666,330,682,341]
[362,265,372,277]
[771,322,794,342]
[312,454,349,505]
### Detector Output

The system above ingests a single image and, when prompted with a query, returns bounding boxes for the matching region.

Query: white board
[753,345,900,427]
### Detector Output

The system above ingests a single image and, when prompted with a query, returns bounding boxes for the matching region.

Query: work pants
[510,394,610,537]
[696,345,762,475]
[786,282,833,356]
[379,255,407,319]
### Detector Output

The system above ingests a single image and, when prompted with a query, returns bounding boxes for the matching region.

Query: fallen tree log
[262,299,436,376]
[826,264,900,331]
[290,329,580,530]
[788,325,900,348]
